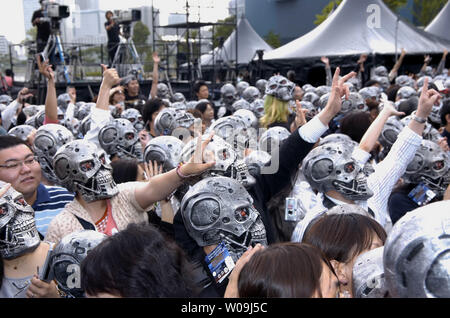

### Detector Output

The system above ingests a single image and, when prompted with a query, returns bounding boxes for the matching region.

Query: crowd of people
[0,45,449,299]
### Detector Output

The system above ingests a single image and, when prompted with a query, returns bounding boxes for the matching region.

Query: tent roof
[425,1,450,42]
[199,17,273,66]
[263,0,450,61]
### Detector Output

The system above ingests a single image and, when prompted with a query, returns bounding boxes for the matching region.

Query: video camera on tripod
[40,1,70,29]
[112,9,141,38]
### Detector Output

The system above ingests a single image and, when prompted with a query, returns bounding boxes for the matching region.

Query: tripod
[42,21,71,84]
[111,24,144,78]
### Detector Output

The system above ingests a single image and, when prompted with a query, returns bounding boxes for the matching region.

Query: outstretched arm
[36,55,58,124]
[321,56,333,87]
[435,49,448,77]
[149,52,160,100]
[389,48,406,82]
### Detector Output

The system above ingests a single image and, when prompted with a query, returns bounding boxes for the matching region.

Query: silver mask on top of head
[319,133,358,150]
[143,136,185,172]
[8,125,35,142]
[265,75,295,102]
[208,116,252,159]
[302,143,374,201]
[242,86,260,104]
[383,201,450,298]
[121,108,144,132]
[300,101,319,121]
[302,92,320,107]
[374,66,389,78]
[396,86,417,100]
[326,204,375,219]
[220,83,238,107]
[98,118,143,161]
[23,105,43,118]
[79,115,91,137]
[172,92,186,103]
[76,103,94,120]
[181,135,255,188]
[302,84,316,93]
[359,87,381,102]
[423,66,433,77]
[180,176,267,262]
[340,92,367,115]
[236,81,250,98]
[57,93,72,112]
[53,140,119,203]
[315,85,331,97]
[378,116,405,151]
[318,93,330,110]
[258,126,290,155]
[416,76,433,89]
[0,94,12,105]
[50,230,107,298]
[33,124,75,185]
[255,79,268,96]
[250,99,265,119]
[25,109,46,129]
[233,109,258,129]
[0,181,40,260]
[401,113,441,143]
[185,100,199,110]
[353,247,388,298]
[373,76,390,91]
[395,75,415,88]
[428,100,443,126]
[403,140,450,197]
[244,150,271,178]
[154,108,195,136]
[63,117,81,137]
[344,82,357,93]
[232,99,252,112]
[171,101,187,111]
[157,83,171,100]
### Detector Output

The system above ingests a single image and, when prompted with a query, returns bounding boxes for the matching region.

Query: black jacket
[173,127,316,296]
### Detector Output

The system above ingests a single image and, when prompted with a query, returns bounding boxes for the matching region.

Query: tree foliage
[412,0,447,26]
[264,31,281,49]
[211,15,236,48]
[132,21,151,46]
[314,0,408,25]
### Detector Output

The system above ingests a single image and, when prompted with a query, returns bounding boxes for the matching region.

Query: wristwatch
[412,115,427,124]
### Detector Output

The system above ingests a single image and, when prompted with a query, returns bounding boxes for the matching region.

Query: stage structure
[151,0,238,99]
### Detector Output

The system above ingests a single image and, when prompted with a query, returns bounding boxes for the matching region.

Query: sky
[0,0,230,44]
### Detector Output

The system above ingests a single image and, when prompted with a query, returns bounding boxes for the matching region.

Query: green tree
[412,0,447,26]
[132,21,151,46]
[211,15,236,48]
[264,31,281,49]
[314,0,408,25]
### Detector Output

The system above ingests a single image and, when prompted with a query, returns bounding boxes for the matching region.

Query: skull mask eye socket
[191,199,221,227]
[311,158,334,180]
[128,118,136,123]
[433,160,445,171]
[344,162,355,173]
[280,79,287,85]
[0,204,7,216]
[15,197,27,207]
[234,207,250,222]
[80,160,95,172]
[99,154,107,165]
[125,132,135,141]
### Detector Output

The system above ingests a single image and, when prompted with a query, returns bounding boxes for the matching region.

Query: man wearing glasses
[0,136,74,238]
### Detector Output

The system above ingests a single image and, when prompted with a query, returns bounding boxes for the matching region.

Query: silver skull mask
[242,86,260,104]
[255,79,267,96]
[265,75,295,102]
[353,247,388,298]
[258,126,291,156]
[232,99,252,112]
[395,75,415,88]
[383,201,450,298]
[157,83,171,100]
[181,135,255,188]
[181,176,267,262]
[8,125,36,142]
[154,108,195,136]
[121,108,144,132]
[172,92,186,103]
[302,143,374,201]
[33,124,75,185]
[220,83,238,107]
[374,66,388,78]
[340,92,367,115]
[53,140,119,203]
[236,81,250,98]
[0,182,40,260]
[403,140,450,196]
[98,118,143,161]
[50,230,107,298]
[250,99,265,119]
[143,136,185,172]
[233,109,258,129]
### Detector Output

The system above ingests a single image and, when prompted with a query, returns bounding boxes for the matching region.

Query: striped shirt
[32,184,75,237]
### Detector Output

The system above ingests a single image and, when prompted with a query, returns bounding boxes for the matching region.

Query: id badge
[408,183,436,206]
[205,242,236,284]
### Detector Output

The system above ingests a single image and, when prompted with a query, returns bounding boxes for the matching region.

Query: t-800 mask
[181,176,267,262]
[265,75,295,102]
[144,136,185,172]
[0,181,40,260]
[121,108,144,132]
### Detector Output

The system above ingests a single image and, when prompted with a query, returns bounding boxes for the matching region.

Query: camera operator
[32,0,51,54]
[105,11,121,66]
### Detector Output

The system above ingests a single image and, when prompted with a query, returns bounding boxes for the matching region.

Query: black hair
[142,98,165,128]
[386,85,401,102]
[195,100,211,114]
[364,80,379,88]
[81,223,199,297]
[339,111,373,143]
[397,96,419,118]
[16,111,27,126]
[193,80,207,94]
[111,159,139,184]
[105,10,113,19]
[441,98,450,126]
[0,135,32,152]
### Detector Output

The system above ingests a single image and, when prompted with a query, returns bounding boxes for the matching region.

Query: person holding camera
[105,11,121,67]
[32,0,51,54]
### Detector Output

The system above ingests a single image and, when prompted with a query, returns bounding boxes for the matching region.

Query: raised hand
[144,161,164,181]
[416,77,441,119]
[100,64,120,88]
[326,67,356,116]
[16,87,33,104]
[152,51,160,64]
[36,55,54,81]
[321,56,330,66]
[180,132,216,177]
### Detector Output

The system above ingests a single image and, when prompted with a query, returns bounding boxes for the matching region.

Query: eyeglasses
[0,156,39,170]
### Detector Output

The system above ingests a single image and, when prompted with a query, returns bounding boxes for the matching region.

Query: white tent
[263,0,450,61]
[199,17,273,66]
[425,0,450,42]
